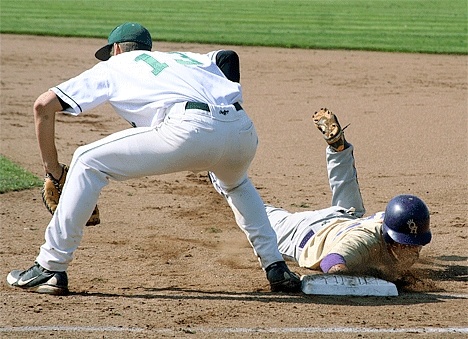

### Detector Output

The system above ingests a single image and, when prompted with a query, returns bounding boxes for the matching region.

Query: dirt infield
[1,34,467,338]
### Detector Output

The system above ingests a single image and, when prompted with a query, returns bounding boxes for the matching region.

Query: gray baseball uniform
[265,144,414,281]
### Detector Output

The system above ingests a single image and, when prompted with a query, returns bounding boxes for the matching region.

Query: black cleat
[7,262,69,295]
[266,261,301,293]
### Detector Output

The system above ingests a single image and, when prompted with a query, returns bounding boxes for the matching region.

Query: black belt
[185,102,243,112]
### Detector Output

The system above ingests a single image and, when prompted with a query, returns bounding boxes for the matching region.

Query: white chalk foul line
[0,326,146,333]
[1,326,467,334]
[201,327,468,334]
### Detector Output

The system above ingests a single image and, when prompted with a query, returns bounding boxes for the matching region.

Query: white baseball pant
[36,102,284,271]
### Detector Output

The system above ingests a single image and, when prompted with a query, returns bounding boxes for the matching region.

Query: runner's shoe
[7,262,69,295]
[266,261,302,293]
[312,108,348,151]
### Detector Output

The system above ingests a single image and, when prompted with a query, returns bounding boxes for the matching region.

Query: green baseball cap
[95,22,152,61]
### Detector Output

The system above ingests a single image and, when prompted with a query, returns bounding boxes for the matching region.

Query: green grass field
[0,156,42,193]
[1,0,466,54]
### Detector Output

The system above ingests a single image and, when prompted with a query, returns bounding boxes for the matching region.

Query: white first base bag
[301,274,398,296]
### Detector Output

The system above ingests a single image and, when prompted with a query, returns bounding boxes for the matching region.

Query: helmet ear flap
[382,195,431,246]
[382,228,395,244]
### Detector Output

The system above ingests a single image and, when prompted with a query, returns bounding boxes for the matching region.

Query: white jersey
[51,50,243,127]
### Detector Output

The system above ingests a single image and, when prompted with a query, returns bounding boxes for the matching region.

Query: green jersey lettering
[136,52,203,76]
[135,54,168,76]
[168,52,203,66]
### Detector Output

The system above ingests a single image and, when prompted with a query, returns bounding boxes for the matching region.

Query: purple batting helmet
[382,194,431,246]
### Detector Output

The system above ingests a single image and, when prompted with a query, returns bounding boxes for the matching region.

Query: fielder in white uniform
[257,108,432,282]
[7,22,301,295]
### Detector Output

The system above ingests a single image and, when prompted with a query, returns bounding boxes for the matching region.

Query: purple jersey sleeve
[320,253,346,272]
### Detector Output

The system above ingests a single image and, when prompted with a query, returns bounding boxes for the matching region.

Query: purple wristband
[320,253,346,273]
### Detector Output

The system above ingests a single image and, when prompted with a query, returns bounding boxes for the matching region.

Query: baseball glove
[42,163,100,226]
